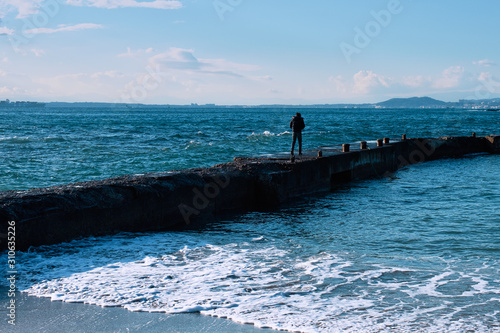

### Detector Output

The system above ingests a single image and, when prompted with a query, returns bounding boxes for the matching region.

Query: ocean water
[1,107,500,332]
[1,106,498,191]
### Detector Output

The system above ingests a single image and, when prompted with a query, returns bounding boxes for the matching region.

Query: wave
[18,234,500,333]
[248,131,275,137]
[0,136,32,143]
[247,131,290,139]
[0,136,68,143]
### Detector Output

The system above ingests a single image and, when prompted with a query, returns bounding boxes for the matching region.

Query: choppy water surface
[1,106,498,190]
[1,107,500,332]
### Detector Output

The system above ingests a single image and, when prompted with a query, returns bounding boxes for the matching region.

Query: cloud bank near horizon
[0,1,499,104]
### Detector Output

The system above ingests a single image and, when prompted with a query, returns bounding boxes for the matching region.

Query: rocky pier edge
[1,135,499,251]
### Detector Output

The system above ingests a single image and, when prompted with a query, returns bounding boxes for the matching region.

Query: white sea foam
[248,130,291,138]
[248,131,275,137]
[0,136,31,142]
[17,232,500,333]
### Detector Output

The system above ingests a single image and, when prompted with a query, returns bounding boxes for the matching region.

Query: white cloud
[114,48,271,103]
[475,72,500,97]
[150,48,201,70]
[329,75,348,94]
[401,75,431,88]
[267,88,281,94]
[0,26,15,35]
[0,0,44,18]
[90,70,125,79]
[433,66,464,89]
[1,46,269,104]
[1,0,181,19]
[205,58,260,72]
[326,72,393,96]
[117,47,154,58]
[150,47,260,77]
[0,86,17,94]
[30,48,45,57]
[252,75,273,81]
[0,70,39,98]
[325,67,489,101]
[352,70,389,94]
[478,72,491,81]
[25,23,104,34]
[35,71,130,99]
[473,59,496,67]
[66,0,182,10]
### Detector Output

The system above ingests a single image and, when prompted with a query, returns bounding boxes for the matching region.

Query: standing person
[290,112,305,155]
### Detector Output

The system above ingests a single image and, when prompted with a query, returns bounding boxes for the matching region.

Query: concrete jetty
[1,135,499,251]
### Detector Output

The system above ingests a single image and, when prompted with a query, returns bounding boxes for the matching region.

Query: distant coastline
[1,96,499,110]
[0,99,45,107]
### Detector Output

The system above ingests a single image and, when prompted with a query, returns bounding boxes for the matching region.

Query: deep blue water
[1,106,497,190]
[1,107,499,332]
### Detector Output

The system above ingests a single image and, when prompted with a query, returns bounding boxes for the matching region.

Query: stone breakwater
[1,135,499,251]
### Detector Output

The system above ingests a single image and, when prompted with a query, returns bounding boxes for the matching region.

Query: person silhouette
[289,112,305,155]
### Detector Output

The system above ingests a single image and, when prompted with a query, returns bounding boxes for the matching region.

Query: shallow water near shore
[0,288,269,333]
[1,107,500,332]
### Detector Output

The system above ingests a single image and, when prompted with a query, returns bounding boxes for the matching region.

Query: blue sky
[0,0,499,104]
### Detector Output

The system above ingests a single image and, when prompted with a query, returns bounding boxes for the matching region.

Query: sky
[0,0,499,105]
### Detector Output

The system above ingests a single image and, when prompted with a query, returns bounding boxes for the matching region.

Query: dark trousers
[291,131,302,154]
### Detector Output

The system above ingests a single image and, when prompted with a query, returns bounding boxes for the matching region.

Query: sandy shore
[0,289,275,333]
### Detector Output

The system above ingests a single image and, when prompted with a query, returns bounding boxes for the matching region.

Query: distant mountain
[376,97,448,108]
[3,96,498,109]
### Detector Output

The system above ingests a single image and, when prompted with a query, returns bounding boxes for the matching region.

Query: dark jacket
[290,116,305,132]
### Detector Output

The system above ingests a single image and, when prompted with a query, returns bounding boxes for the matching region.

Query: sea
[1,106,499,332]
